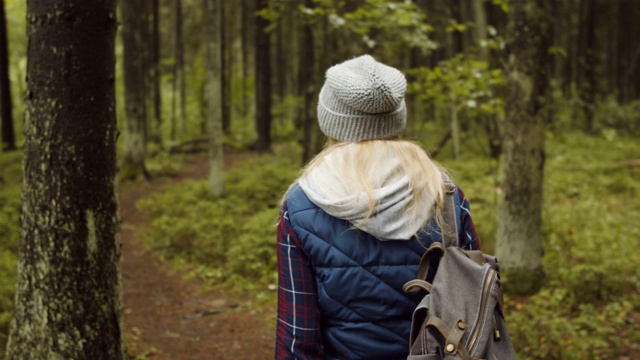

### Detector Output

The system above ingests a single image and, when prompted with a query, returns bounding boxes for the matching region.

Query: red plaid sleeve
[275,201,324,359]
[457,186,481,250]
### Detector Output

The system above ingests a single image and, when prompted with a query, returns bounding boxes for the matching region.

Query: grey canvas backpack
[403,184,516,360]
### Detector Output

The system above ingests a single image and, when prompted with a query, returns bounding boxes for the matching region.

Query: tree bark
[206,0,224,196]
[150,0,162,148]
[496,0,551,295]
[139,1,151,144]
[122,0,148,179]
[254,0,272,153]
[171,0,186,136]
[472,0,488,60]
[5,1,123,358]
[578,0,596,133]
[450,99,460,159]
[477,0,500,159]
[0,0,14,151]
[221,1,230,134]
[300,0,315,165]
[450,0,464,55]
[616,0,639,104]
[240,0,255,118]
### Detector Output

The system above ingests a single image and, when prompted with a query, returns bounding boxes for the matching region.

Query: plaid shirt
[274,187,480,359]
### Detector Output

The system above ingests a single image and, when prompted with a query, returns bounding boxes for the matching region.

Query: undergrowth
[138,132,640,359]
[445,132,640,359]
[137,144,300,302]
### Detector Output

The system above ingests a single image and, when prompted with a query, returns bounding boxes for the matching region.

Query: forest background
[0,0,639,359]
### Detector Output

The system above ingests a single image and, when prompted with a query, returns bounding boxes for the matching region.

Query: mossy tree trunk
[0,0,14,152]
[496,0,551,295]
[206,0,224,197]
[122,0,148,179]
[5,1,123,359]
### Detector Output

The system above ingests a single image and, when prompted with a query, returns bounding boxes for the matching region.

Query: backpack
[402,184,516,360]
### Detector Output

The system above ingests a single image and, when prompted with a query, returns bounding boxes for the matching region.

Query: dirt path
[119,153,274,360]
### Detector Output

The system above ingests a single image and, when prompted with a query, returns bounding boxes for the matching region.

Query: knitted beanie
[317,55,407,142]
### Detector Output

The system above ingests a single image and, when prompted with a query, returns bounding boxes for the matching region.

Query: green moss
[86,210,97,257]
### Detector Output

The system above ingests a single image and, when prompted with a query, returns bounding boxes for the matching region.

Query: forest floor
[119,151,275,360]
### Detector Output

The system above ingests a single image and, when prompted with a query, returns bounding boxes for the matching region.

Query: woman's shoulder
[283,182,317,214]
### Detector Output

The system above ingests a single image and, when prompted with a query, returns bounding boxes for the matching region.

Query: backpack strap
[405,180,459,287]
[441,179,459,248]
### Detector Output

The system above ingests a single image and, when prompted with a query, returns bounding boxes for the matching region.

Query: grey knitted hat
[317,55,407,142]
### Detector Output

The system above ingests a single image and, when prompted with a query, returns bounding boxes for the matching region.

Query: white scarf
[298,152,435,240]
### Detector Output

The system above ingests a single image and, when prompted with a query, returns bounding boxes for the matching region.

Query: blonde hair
[292,138,449,237]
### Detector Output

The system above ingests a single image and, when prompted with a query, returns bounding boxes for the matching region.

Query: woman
[275,55,480,359]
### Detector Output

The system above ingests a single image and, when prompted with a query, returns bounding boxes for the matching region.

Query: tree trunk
[300,0,315,165]
[150,0,163,148]
[496,0,551,295]
[254,0,271,153]
[122,0,148,179]
[276,14,285,101]
[578,0,596,133]
[450,99,460,159]
[139,1,151,144]
[206,0,224,196]
[221,1,230,134]
[172,0,186,136]
[450,0,464,55]
[471,0,502,157]
[240,0,255,118]
[121,1,148,178]
[564,0,578,99]
[616,0,639,104]
[5,1,123,358]
[605,0,618,97]
[472,0,488,60]
[0,0,14,151]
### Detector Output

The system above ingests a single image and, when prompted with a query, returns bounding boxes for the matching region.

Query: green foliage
[145,152,184,177]
[508,290,634,360]
[435,133,640,359]
[271,95,302,142]
[552,94,640,137]
[138,146,300,295]
[304,0,436,53]
[594,97,640,136]
[409,54,505,118]
[5,0,27,148]
[491,0,509,13]
[0,151,22,357]
[510,134,639,359]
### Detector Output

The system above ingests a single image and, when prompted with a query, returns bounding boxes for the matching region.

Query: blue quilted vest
[285,184,462,359]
